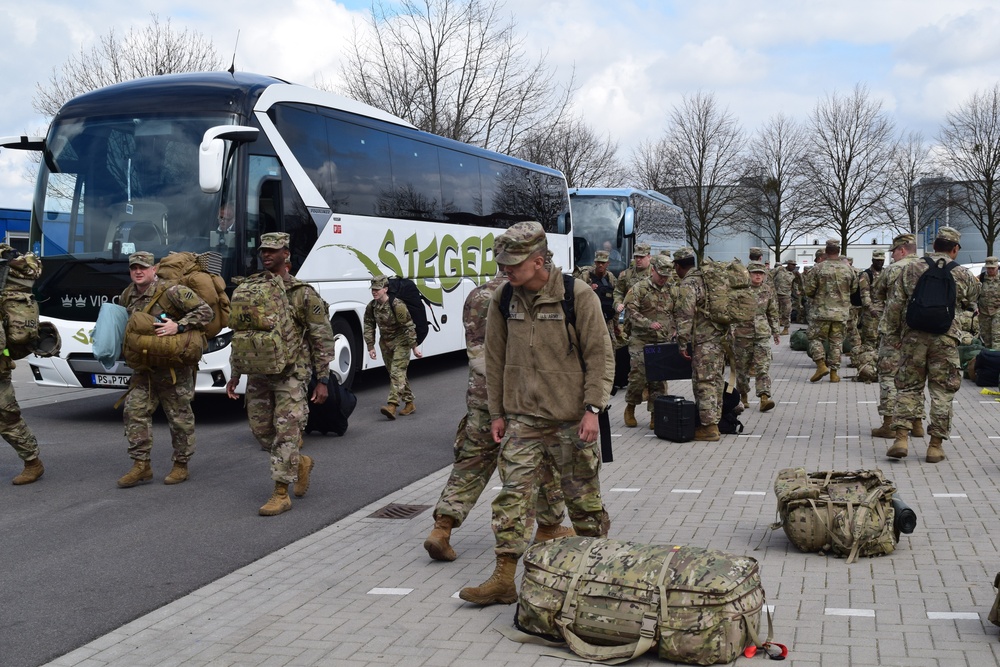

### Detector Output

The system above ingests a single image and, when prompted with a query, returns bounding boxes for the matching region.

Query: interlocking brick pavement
[45,329,1000,666]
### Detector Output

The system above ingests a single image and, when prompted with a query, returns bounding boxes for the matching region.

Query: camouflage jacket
[120,276,214,330]
[733,282,780,339]
[464,275,508,410]
[884,252,981,342]
[874,254,921,337]
[772,265,795,297]
[623,277,675,344]
[979,274,1000,317]
[582,267,617,322]
[364,296,417,349]
[803,256,857,321]
[859,266,882,312]
[280,273,336,381]
[674,268,728,347]
[613,264,651,311]
[486,268,614,422]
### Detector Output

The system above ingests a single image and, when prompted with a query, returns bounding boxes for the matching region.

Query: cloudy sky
[2,0,1000,209]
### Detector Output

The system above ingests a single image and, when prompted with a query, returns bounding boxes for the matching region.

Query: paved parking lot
[44,331,1000,666]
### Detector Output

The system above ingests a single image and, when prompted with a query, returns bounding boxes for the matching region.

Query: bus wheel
[330,315,360,389]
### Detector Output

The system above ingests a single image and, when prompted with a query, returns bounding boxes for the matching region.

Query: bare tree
[33,13,224,119]
[340,0,571,155]
[882,131,941,236]
[733,114,817,263]
[801,84,897,250]
[937,83,1000,255]
[654,92,747,262]
[517,117,625,188]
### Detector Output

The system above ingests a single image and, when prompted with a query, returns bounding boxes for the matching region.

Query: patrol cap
[673,247,695,261]
[936,226,961,243]
[633,242,651,257]
[891,233,915,250]
[815,248,825,258]
[259,232,290,250]
[872,250,885,260]
[785,259,797,266]
[749,247,763,257]
[987,257,999,268]
[493,221,546,265]
[128,251,154,268]
[747,261,767,273]
[650,254,672,274]
[594,250,610,263]
[370,274,388,290]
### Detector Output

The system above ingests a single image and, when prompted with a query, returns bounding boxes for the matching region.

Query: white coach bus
[1,71,572,392]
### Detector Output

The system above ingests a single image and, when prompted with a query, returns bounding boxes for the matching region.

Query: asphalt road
[0,352,468,667]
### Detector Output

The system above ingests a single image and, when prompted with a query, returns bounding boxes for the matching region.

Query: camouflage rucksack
[228,272,300,375]
[0,246,43,359]
[512,537,767,665]
[699,259,756,326]
[155,251,230,338]
[770,468,898,563]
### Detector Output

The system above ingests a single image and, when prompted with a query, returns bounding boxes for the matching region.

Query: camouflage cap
[785,259,797,265]
[673,247,695,261]
[633,242,651,257]
[815,248,825,258]
[128,251,154,268]
[650,254,672,274]
[826,238,841,248]
[259,232,290,250]
[494,221,546,265]
[987,257,999,268]
[749,247,764,256]
[370,274,388,290]
[891,233,915,250]
[747,261,767,273]
[872,250,885,260]
[594,250,610,263]
[936,226,961,243]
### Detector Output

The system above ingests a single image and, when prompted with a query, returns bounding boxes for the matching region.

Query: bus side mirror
[0,136,45,153]
[622,207,635,237]
[199,126,259,193]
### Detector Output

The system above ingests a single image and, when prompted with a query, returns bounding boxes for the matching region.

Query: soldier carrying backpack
[364,274,424,419]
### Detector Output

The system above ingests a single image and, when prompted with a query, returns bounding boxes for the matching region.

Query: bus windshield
[571,195,629,275]
[32,113,236,264]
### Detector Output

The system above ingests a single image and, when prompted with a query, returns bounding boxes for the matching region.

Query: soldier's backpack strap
[499,274,577,352]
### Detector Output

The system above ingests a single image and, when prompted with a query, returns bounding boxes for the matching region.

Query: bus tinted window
[386,134,442,221]
[272,104,335,206]
[326,117,391,217]
[439,150,483,225]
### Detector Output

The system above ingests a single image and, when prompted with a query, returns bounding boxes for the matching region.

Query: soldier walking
[853,250,885,381]
[364,275,423,419]
[459,221,613,606]
[612,242,652,347]
[803,239,858,383]
[622,254,675,429]
[118,251,214,488]
[884,226,979,463]
[423,273,573,562]
[225,233,336,515]
[979,257,1000,347]
[734,262,781,412]
[772,259,796,334]
[582,250,618,343]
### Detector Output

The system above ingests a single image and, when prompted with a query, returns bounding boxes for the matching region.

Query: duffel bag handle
[556,613,657,665]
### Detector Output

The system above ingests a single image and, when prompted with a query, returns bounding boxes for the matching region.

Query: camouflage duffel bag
[770,468,897,564]
[514,537,766,665]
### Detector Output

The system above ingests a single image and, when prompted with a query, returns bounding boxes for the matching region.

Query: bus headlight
[205,331,233,354]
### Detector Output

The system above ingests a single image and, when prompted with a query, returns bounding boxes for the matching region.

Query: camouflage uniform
[581,255,618,344]
[885,245,980,441]
[623,257,675,411]
[239,272,336,484]
[873,250,921,420]
[803,251,858,372]
[733,267,780,399]
[0,250,42,467]
[364,285,418,407]
[674,253,728,427]
[978,262,1000,347]
[853,259,883,378]
[772,264,795,331]
[612,245,652,348]
[121,272,213,464]
[845,265,864,361]
[485,224,614,559]
[433,275,566,528]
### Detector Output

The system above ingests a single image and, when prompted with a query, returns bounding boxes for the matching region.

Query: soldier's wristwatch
[585,404,601,414]
[176,323,186,333]
[317,376,330,386]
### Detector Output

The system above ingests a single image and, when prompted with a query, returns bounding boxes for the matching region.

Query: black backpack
[387,276,439,345]
[905,257,958,335]
[718,383,745,435]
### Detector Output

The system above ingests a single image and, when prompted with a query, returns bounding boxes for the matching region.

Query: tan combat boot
[259,482,292,516]
[886,428,909,459]
[829,368,840,383]
[911,418,925,437]
[871,416,894,439]
[117,460,152,488]
[534,523,575,543]
[12,457,44,485]
[810,360,830,383]
[293,455,313,498]
[399,402,416,416]
[694,424,721,442]
[759,394,775,412]
[380,403,397,420]
[926,436,945,463]
[459,555,519,605]
[164,462,188,485]
[781,327,789,335]
[624,404,637,428]
[649,411,655,429]
[740,391,749,409]
[424,515,458,561]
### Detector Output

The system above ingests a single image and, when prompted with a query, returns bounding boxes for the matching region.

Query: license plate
[92,373,130,387]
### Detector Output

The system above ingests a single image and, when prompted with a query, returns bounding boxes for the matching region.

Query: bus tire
[330,315,360,389]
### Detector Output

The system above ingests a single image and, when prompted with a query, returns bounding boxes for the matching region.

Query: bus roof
[569,188,682,211]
